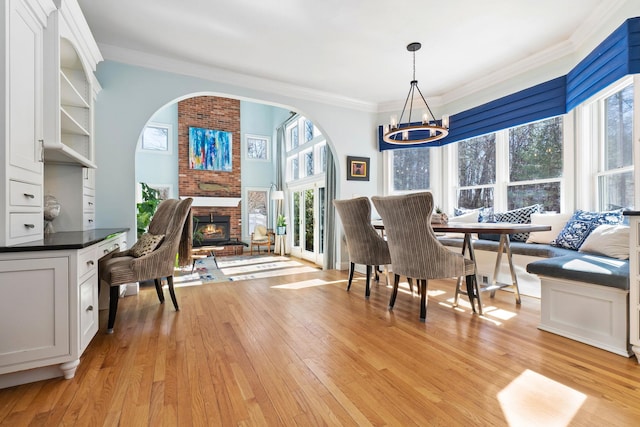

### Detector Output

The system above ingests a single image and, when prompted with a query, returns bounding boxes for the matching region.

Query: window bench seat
[439,236,631,357]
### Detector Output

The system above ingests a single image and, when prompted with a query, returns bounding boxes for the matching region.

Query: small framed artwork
[141,123,172,153]
[245,134,270,161]
[347,156,370,181]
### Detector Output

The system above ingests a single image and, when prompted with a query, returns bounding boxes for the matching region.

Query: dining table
[372,220,551,315]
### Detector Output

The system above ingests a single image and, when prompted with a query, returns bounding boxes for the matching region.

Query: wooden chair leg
[154,278,165,303]
[389,274,400,309]
[419,279,428,322]
[107,285,120,334]
[365,265,372,299]
[347,262,355,291]
[167,276,179,311]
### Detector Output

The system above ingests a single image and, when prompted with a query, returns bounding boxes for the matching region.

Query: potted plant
[136,183,161,238]
[276,214,287,235]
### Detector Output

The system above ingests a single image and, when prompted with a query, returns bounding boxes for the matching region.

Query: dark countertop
[623,211,640,216]
[0,228,129,253]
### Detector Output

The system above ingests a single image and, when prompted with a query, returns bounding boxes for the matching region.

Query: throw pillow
[525,212,572,244]
[451,210,479,223]
[478,204,542,242]
[551,209,624,250]
[578,224,630,260]
[130,233,165,258]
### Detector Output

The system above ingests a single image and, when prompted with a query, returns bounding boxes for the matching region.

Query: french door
[289,184,324,265]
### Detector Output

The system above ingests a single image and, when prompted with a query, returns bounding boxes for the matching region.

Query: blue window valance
[379,16,640,151]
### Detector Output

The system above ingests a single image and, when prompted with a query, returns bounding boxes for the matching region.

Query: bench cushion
[526,253,629,290]
[438,238,575,258]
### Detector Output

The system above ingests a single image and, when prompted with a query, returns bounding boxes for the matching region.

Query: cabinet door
[0,257,69,372]
[8,0,44,178]
[79,274,98,352]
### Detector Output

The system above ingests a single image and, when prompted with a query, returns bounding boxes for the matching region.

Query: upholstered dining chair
[99,197,193,333]
[371,192,477,321]
[333,197,392,298]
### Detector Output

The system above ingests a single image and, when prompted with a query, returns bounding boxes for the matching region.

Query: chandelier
[383,42,449,145]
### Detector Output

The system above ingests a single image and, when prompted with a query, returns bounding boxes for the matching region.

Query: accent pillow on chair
[129,233,165,257]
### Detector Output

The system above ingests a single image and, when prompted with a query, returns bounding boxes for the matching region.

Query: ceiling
[77,0,629,110]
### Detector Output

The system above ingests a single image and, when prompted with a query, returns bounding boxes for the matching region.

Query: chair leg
[407,277,414,294]
[419,279,428,322]
[167,276,179,311]
[347,262,355,291]
[389,274,400,309]
[107,285,120,334]
[374,266,380,282]
[365,265,372,299]
[465,274,478,313]
[154,278,165,303]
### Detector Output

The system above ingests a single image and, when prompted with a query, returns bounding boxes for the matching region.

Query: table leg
[490,234,521,304]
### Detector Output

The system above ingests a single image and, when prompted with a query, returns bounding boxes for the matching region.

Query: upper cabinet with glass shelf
[43,0,102,168]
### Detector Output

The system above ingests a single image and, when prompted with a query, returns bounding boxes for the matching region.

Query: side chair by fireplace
[98,197,193,333]
[250,225,274,254]
[372,192,477,321]
[333,197,391,298]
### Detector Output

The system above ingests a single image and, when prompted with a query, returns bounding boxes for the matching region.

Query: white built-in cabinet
[627,214,640,362]
[0,231,127,388]
[0,0,56,246]
[42,0,102,232]
[1,0,102,246]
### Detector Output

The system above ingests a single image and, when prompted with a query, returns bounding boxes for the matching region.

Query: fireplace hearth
[193,214,230,247]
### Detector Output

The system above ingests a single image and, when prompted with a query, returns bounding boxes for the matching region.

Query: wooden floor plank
[1,262,640,426]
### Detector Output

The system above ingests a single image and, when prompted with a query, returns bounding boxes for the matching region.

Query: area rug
[174,254,319,286]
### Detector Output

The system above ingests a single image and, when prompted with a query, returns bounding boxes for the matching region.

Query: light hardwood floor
[1,265,640,426]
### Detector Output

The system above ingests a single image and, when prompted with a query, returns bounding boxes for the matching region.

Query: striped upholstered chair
[372,192,476,321]
[334,197,391,298]
[99,197,193,333]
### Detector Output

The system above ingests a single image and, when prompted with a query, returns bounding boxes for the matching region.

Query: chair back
[333,197,391,266]
[371,192,470,280]
[147,199,179,236]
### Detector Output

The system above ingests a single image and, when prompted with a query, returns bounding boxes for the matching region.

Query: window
[140,123,171,153]
[598,84,634,210]
[457,134,496,208]
[391,147,430,192]
[454,117,563,212]
[508,117,563,211]
[304,119,314,142]
[289,124,299,149]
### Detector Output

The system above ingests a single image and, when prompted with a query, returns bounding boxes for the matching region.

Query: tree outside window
[392,147,430,191]
[508,117,563,211]
[599,84,634,210]
[457,134,496,208]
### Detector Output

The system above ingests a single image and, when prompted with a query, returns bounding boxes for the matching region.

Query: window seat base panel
[539,276,631,357]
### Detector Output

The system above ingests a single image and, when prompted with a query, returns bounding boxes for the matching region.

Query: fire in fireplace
[193,214,230,247]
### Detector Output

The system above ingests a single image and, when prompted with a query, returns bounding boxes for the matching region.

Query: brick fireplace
[178,96,243,256]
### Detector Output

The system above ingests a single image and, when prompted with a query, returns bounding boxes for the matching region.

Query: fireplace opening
[193,214,230,247]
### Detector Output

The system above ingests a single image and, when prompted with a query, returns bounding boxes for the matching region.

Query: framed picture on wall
[141,123,172,153]
[245,134,270,161]
[188,126,233,171]
[347,156,370,181]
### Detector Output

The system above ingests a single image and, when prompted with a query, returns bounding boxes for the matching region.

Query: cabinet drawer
[83,213,95,230]
[10,213,43,238]
[79,275,98,352]
[83,194,95,212]
[77,246,97,280]
[9,180,42,207]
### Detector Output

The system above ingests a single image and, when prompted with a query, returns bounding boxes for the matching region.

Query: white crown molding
[98,43,378,113]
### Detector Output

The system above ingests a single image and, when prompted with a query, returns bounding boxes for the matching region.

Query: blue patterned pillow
[478,204,542,242]
[551,209,624,250]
